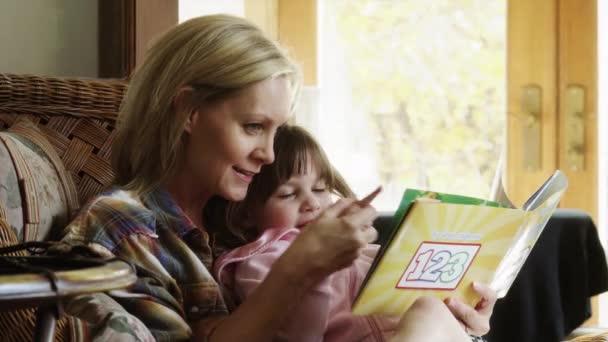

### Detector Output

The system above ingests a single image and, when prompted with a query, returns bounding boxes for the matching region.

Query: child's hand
[338,186,382,239]
[340,186,382,217]
[276,188,381,286]
[444,282,497,336]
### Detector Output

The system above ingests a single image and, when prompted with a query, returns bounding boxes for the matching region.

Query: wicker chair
[0,73,126,341]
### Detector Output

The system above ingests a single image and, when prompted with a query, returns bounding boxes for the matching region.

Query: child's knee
[399,296,463,331]
[395,296,469,342]
[408,296,449,316]
[397,296,450,329]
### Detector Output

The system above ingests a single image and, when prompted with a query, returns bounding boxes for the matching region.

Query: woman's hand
[444,282,498,336]
[274,188,381,286]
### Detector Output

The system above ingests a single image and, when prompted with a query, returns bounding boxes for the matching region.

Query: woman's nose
[253,137,275,164]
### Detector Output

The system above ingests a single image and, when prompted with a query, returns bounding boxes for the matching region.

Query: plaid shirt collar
[150,188,199,238]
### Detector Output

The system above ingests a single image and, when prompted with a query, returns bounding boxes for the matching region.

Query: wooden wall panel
[98,0,177,79]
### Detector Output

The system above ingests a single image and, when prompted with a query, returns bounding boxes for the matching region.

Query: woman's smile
[234,166,257,183]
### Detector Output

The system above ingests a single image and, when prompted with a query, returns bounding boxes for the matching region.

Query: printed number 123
[406,249,470,283]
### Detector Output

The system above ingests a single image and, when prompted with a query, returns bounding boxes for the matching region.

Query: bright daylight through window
[298,0,506,211]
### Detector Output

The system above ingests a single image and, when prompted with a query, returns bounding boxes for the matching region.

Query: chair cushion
[0,119,79,242]
[0,139,24,239]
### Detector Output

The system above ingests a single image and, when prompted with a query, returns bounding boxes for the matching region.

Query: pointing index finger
[357,186,382,207]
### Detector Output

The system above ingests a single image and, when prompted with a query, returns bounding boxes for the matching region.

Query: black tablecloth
[486,209,608,342]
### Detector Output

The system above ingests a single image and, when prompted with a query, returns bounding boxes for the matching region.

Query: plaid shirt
[61,188,229,342]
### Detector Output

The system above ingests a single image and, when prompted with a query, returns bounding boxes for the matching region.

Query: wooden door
[506,0,598,324]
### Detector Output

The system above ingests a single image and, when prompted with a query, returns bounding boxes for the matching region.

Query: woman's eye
[244,123,264,134]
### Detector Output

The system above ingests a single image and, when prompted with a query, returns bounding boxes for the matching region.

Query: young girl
[214,124,397,341]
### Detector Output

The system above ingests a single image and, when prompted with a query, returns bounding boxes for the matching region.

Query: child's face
[253,165,333,231]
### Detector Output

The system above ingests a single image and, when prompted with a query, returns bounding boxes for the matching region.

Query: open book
[352,170,568,316]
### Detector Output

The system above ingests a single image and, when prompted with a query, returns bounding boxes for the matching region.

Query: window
[303,0,506,211]
[179,0,244,22]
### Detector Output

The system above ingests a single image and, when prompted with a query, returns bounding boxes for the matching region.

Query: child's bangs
[247,125,353,203]
[305,145,335,186]
[275,130,333,184]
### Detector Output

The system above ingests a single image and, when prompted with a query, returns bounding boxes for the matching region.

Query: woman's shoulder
[63,188,157,251]
[79,188,154,222]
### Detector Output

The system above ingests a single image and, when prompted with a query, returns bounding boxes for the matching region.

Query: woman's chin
[221,189,247,202]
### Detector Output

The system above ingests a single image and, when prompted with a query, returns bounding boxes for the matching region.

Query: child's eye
[244,123,264,134]
[312,187,327,193]
[277,192,296,199]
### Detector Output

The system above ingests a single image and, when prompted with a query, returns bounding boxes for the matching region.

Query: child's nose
[302,195,321,212]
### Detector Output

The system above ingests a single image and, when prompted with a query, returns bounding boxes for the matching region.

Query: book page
[361,189,510,297]
[522,170,568,210]
[353,201,527,316]
[491,187,566,297]
[353,170,568,315]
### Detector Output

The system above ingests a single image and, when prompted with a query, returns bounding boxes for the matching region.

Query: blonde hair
[225,125,354,243]
[112,15,301,196]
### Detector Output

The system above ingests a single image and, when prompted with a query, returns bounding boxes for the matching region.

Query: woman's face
[184,77,291,201]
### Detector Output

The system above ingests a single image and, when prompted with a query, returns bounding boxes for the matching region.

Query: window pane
[178,0,244,23]
[308,0,506,211]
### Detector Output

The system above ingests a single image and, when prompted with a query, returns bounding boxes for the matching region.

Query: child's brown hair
[226,125,354,242]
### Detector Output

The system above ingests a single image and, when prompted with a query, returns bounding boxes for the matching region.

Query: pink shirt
[214,227,398,342]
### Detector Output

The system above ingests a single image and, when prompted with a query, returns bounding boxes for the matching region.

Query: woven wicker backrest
[0,74,127,205]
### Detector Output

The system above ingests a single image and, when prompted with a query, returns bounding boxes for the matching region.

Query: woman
[61,14,495,342]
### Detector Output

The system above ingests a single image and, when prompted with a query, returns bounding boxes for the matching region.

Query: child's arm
[234,241,332,342]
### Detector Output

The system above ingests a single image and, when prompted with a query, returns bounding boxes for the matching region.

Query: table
[0,255,137,342]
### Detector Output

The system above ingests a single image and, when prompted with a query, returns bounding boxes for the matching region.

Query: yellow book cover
[352,170,568,316]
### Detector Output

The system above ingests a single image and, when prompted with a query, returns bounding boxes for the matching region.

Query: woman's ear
[173,87,198,134]
[184,110,199,134]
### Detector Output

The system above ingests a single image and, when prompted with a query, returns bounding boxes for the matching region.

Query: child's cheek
[319,195,333,211]
[265,204,296,229]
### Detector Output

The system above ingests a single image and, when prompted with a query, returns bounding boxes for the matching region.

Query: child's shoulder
[227,228,298,259]
[215,228,298,275]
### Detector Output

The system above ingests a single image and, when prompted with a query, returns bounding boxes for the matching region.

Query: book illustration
[352,170,567,316]
[397,241,481,291]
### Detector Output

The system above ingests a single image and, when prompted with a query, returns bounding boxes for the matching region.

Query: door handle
[521,84,541,170]
[565,85,585,171]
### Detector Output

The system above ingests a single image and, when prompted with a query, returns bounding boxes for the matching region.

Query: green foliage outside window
[326,0,505,198]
